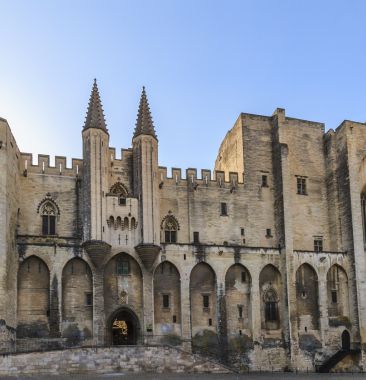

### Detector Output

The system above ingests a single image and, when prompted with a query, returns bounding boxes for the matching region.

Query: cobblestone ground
[2,373,366,380]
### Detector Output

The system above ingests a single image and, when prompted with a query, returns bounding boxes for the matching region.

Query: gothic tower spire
[83,79,108,132]
[133,86,157,140]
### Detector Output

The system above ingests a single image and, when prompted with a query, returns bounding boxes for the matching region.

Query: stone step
[0,345,232,376]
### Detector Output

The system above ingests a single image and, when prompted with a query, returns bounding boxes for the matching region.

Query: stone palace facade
[1,80,366,371]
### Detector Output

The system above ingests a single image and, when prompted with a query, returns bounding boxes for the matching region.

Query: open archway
[295,263,319,331]
[17,256,50,338]
[153,261,181,336]
[190,262,216,335]
[259,264,282,330]
[225,264,251,337]
[104,253,143,342]
[327,264,349,319]
[109,307,140,345]
[62,258,93,341]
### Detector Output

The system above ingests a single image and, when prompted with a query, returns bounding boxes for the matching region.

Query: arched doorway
[110,308,140,345]
[341,330,350,350]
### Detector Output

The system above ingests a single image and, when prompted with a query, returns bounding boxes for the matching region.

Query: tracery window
[161,214,179,243]
[109,182,129,206]
[41,201,57,235]
[264,288,279,322]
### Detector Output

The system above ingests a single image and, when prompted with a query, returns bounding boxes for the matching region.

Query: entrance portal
[110,308,139,345]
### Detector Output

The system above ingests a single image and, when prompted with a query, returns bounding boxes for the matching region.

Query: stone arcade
[0,80,366,371]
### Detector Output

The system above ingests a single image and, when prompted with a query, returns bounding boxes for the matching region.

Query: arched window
[123,217,129,230]
[161,214,179,243]
[41,201,56,235]
[264,288,278,322]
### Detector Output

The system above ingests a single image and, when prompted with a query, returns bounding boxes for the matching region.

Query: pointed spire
[133,86,157,140]
[83,79,108,132]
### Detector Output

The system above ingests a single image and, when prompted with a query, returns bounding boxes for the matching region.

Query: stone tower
[82,79,110,242]
[132,87,160,269]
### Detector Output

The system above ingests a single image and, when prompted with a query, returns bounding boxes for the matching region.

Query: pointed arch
[190,262,216,336]
[109,182,129,196]
[123,217,129,230]
[296,263,319,330]
[107,216,115,228]
[154,261,181,336]
[62,258,93,341]
[161,213,180,243]
[37,195,59,235]
[327,264,349,319]
[17,256,50,338]
[104,253,143,331]
[36,193,60,215]
[225,264,251,335]
[259,264,282,330]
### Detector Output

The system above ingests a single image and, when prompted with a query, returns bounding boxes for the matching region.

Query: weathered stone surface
[1,85,366,373]
[0,346,231,376]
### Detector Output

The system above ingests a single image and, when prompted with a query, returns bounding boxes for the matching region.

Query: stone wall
[0,346,231,376]
[2,98,366,373]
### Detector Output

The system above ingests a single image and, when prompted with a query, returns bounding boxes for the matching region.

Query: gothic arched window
[264,288,279,322]
[41,201,57,235]
[161,215,179,243]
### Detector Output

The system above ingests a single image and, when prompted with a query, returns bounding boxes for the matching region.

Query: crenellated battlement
[108,147,133,163]
[20,153,83,177]
[158,166,244,189]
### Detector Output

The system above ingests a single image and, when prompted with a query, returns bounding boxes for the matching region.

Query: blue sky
[0,0,365,171]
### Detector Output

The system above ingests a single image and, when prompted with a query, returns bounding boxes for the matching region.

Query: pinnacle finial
[83,79,108,132]
[133,86,157,140]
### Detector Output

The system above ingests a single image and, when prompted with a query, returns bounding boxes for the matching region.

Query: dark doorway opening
[110,308,140,345]
[341,330,351,350]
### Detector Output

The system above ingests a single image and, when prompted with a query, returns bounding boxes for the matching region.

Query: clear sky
[0,0,365,171]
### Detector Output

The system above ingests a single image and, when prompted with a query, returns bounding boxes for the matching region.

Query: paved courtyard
[2,373,366,380]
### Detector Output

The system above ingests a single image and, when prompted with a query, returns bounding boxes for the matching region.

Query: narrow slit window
[238,305,243,318]
[203,295,210,308]
[85,292,93,306]
[163,294,170,308]
[262,175,268,187]
[220,202,228,216]
[331,290,338,304]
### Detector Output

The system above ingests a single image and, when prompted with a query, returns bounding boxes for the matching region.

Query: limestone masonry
[0,80,365,372]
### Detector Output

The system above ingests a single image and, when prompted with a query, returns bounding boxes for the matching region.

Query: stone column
[49,271,60,338]
[180,273,192,351]
[251,274,261,342]
[318,274,329,345]
[142,270,153,344]
[93,269,105,346]
[347,128,366,356]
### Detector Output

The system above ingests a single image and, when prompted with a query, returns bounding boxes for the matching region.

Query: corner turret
[83,79,108,133]
[133,86,157,140]
[132,87,160,270]
[82,79,110,243]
